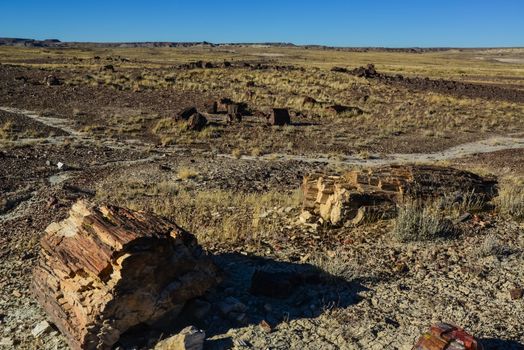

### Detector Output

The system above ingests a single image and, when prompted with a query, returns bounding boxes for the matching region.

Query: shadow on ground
[117,252,366,349]
[481,338,524,350]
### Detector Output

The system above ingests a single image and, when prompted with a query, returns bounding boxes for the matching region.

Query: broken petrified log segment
[32,200,220,350]
[268,108,291,126]
[186,112,208,131]
[226,103,243,123]
[302,165,497,226]
[176,106,198,121]
[206,100,218,114]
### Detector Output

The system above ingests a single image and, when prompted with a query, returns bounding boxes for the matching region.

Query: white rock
[155,326,205,350]
[0,337,14,347]
[299,211,313,224]
[56,162,64,170]
[31,320,53,338]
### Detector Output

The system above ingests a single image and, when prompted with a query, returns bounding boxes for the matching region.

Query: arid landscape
[0,42,523,349]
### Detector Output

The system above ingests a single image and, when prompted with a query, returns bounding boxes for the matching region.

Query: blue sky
[1,0,523,47]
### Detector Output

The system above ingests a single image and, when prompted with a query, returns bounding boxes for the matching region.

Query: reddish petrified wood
[33,200,220,350]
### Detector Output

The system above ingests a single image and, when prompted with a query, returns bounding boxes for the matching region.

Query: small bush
[177,167,199,180]
[393,199,456,242]
[231,148,242,159]
[496,177,524,221]
[476,234,510,258]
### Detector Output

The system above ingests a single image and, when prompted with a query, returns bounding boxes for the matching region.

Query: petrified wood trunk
[32,200,220,350]
[302,165,497,226]
[268,108,291,125]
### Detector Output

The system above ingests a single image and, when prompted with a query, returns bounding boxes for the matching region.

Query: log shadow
[480,338,524,350]
[117,252,366,349]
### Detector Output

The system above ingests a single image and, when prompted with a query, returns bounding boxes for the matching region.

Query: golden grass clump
[176,167,199,180]
[496,176,524,221]
[96,177,301,245]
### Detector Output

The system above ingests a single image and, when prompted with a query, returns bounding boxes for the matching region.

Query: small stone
[0,337,14,347]
[455,212,472,223]
[510,287,524,300]
[299,211,314,224]
[57,162,64,170]
[31,320,53,338]
[259,320,272,333]
[217,297,247,315]
[154,326,205,350]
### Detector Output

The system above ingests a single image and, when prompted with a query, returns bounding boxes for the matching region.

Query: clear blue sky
[1,0,523,47]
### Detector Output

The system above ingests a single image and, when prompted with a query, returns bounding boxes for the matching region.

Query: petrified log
[301,165,497,225]
[176,106,198,121]
[32,200,220,350]
[226,104,242,123]
[268,108,291,126]
[186,112,208,131]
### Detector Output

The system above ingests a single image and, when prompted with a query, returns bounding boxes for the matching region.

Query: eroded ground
[0,45,523,350]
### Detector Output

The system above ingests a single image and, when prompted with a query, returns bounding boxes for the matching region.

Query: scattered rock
[350,64,379,78]
[186,113,207,131]
[43,75,61,86]
[31,320,53,338]
[455,212,472,223]
[413,323,481,350]
[177,107,198,121]
[226,104,243,123]
[206,101,218,114]
[259,320,273,333]
[509,287,523,300]
[154,326,205,350]
[299,210,315,224]
[302,96,318,106]
[330,66,349,73]
[0,337,14,347]
[217,297,247,316]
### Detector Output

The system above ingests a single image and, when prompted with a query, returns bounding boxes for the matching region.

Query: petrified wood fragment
[301,165,497,225]
[32,200,220,350]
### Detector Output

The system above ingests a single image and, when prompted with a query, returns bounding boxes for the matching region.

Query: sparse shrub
[96,179,300,244]
[393,199,457,242]
[0,121,14,140]
[250,147,262,157]
[476,234,510,258]
[231,148,242,159]
[309,248,355,282]
[496,177,524,221]
[177,167,198,180]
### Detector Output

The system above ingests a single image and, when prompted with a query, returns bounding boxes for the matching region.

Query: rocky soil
[1,51,523,350]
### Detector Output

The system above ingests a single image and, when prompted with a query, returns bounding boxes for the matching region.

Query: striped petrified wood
[302,165,497,225]
[32,200,220,350]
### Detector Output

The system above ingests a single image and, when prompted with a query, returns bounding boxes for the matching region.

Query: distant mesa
[0,37,500,52]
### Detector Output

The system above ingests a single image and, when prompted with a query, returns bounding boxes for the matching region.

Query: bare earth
[0,45,523,350]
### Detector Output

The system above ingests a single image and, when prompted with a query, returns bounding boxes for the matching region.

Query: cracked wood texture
[302,165,498,225]
[32,200,220,350]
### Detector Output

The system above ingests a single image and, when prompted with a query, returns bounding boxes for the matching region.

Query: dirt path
[222,135,524,166]
[3,106,524,167]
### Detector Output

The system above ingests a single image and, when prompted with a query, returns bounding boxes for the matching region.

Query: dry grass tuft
[496,176,524,221]
[393,199,456,242]
[96,178,300,245]
[176,167,199,180]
